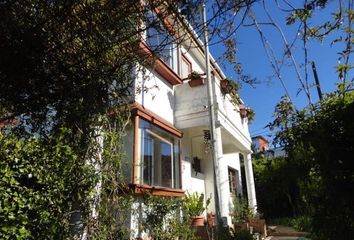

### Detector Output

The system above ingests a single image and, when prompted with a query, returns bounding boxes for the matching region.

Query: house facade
[123,7,257,236]
[251,135,270,153]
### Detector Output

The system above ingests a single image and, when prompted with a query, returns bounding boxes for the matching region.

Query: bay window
[139,119,181,189]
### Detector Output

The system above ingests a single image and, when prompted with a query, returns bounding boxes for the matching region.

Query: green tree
[0,1,255,238]
[253,156,305,219]
[269,84,354,239]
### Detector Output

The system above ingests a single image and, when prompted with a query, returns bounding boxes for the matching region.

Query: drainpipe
[202,1,222,227]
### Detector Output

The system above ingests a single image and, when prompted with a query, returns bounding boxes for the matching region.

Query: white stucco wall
[218,153,242,225]
[135,67,175,124]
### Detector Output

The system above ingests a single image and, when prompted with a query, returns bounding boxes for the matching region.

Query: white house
[122,5,257,236]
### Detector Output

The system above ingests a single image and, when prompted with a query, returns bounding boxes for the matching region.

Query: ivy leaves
[0,130,96,239]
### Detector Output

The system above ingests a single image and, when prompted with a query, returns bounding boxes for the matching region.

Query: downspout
[202,1,222,227]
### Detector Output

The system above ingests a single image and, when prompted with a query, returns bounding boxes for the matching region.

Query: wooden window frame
[228,167,239,194]
[137,42,182,86]
[131,184,185,197]
[180,54,192,79]
[131,102,184,197]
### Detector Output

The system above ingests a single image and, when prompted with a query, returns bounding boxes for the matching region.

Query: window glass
[228,168,239,194]
[140,119,180,189]
[146,10,177,71]
[181,56,191,79]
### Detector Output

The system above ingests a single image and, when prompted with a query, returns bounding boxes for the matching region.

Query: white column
[244,153,257,212]
[214,126,227,219]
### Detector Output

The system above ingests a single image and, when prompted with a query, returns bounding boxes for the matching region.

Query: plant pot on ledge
[188,71,206,87]
[239,105,249,118]
[183,192,211,227]
[190,216,205,227]
[220,79,233,94]
[239,105,255,123]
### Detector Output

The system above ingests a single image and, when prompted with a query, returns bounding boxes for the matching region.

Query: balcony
[174,77,251,151]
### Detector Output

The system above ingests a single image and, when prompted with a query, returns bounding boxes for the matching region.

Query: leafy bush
[269,85,354,239]
[231,230,254,240]
[292,216,311,232]
[231,195,253,223]
[142,194,199,240]
[268,216,311,232]
[0,130,95,239]
[183,192,210,217]
[216,227,254,240]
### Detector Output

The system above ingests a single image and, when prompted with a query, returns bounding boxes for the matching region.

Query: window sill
[138,41,182,86]
[191,171,205,180]
[130,184,185,197]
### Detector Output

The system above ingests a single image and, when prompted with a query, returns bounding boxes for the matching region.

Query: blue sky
[209,1,347,143]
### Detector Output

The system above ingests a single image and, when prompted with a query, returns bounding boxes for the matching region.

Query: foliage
[0,0,259,238]
[252,156,305,219]
[188,71,204,81]
[239,106,255,124]
[0,0,143,136]
[246,108,255,124]
[231,195,253,223]
[216,227,254,240]
[221,78,241,106]
[268,216,312,232]
[0,129,95,240]
[183,192,210,217]
[268,84,354,239]
[142,194,199,240]
[231,230,254,240]
[291,215,312,232]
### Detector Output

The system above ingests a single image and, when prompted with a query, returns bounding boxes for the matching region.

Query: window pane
[142,133,153,185]
[159,141,172,188]
[228,168,238,193]
[139,119,180,189]
[181,57,191,79]
[146,11,176,71]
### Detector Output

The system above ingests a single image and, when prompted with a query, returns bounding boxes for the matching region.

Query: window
[140,119,181,189]
[146,11,177,72]
[228,168,239,194]
[192,157,201,173]
[181,55,192,79]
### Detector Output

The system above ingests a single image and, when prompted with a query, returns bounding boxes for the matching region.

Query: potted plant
[220,78,239,94]
[183,192,210,226]
[188,71,206,87]
[239,105,255,123]
[220,78,241,106]
[231,195,253,231]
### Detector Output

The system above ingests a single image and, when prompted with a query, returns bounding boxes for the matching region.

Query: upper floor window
[181,55,192,79]
[146,10,178,72]
[139,119,181,189]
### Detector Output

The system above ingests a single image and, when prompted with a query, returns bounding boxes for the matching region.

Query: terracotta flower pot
[220,79,233,94]
[188,77,205,87]
[239,105,250,118]
[207,213,215,227]
[190,216,205,227]
[234,222,249,231]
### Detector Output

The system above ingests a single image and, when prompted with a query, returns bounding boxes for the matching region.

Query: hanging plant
[239,105,255,123]
[220,78,241,105]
